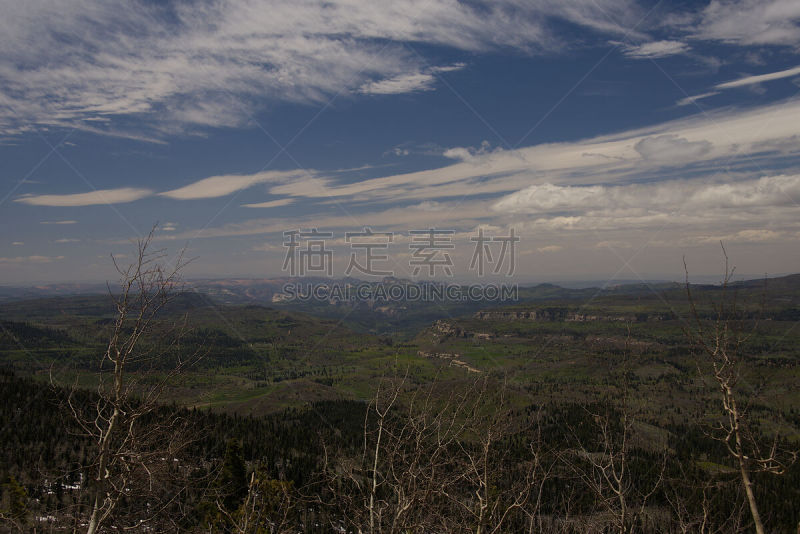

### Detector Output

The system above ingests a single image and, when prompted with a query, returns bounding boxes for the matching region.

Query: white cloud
[40,220,77,225]
[361,63,467,95]
[442,140,495,161]
[360,73,437,95]
[16,171,307,208]
[15,188,152,207]
[692,0,800,46]
[715,65,800,89]
[20,98,800,212]
[677,65,800,107]
[142,168,800,277]
[153,201,493,242]
[261,99,800,204]
[634,134,713,162]
[618,40,690,58]
[491,174,800,215]
[54,238,80,243]
[150,173,800,246]
[414,201,445,212]
[430,63,468,73]
[493,183,605,213]
[160,170,304,200]
[689,175,800,208]
[12,242,23,246]
[0,0,642,138]
[242,198,295,209]
[677,91,720,106]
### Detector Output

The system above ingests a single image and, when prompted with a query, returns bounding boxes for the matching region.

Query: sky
[1,0,800,284]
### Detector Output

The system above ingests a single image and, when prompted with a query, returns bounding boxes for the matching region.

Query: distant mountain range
[2,274,798,338]
[2,274,798,304]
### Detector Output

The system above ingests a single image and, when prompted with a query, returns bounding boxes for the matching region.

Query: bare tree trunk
[60,225,197,533]
[684,249,797,534]
[86,367,122,534]
[369,414,384,534]
[324,372,546,533]
[737,454,763,534]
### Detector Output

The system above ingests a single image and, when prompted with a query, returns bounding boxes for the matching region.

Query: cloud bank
[17,98,800,209]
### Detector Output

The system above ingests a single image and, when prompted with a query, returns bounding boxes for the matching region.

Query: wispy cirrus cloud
[0,0,642,139]
[258,99,800,204]
[678,64,800,105]
[690,0,800,46]
[16,171,304,207]
[19,98,800,210]
[616,40,690,58]
[360,63,467,95]
[360,73,440,95]
[242,198,296,209]
[160,170,304,200]
[15,188,152,207]
[715,65,800,89]
[677,91,721,107]
[134,98,800,256]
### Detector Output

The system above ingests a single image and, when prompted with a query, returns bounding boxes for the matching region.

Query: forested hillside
[2,271,799,532]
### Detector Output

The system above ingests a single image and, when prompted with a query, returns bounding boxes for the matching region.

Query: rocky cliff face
[473,309,672,322]
[429,319,495,341]
[417,350,480,373]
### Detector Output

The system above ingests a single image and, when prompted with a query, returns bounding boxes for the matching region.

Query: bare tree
[684,249,798,534]
[447,382,555,534]
[562,329,666,534]
[663,471,748,534]
[322,369,470,533]
[321,368,554,534]
[211,468,297,534]
[563,403,666,534]
[60,226,199,533]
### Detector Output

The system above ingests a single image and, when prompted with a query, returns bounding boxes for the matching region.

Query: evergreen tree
[2,476,29,522]
[220,439,248,512]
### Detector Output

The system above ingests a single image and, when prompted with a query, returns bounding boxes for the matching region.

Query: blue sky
[1,0,800,283]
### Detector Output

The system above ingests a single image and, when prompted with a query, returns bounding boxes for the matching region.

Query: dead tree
[323,369,470,533]
[563,329,666,533]
[212,469,297,534]
[322,370,553,533]
[564,403,666,534]
[683,249,798,534]
[663,471,748,534]
[61,226,198,533]
[447,381,555,534]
